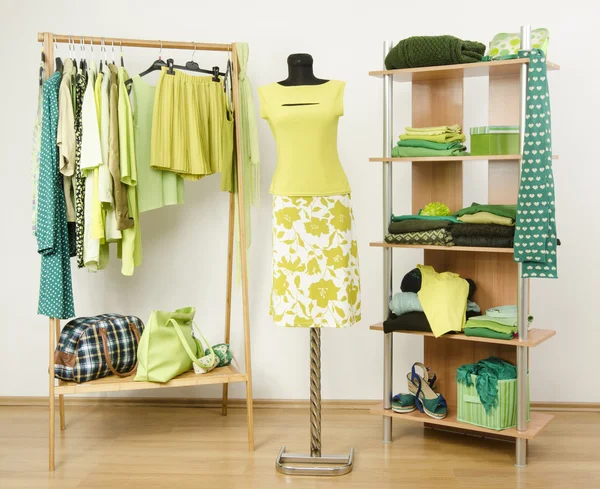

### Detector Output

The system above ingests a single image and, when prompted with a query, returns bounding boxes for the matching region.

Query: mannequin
[261,54,356,475]
[277,53,329,86]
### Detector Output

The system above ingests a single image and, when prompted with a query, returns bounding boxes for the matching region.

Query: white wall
[1,0,597,402]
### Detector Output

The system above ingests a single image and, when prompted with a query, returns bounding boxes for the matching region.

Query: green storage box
[470,126,519,156]
[457,373,530,431]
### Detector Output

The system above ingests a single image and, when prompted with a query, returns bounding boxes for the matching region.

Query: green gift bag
[135,307,216,383]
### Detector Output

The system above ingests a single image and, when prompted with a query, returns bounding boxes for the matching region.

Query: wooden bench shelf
[56,365,247,395]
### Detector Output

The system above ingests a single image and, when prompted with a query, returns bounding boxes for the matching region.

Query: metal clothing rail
[38,32,254,471]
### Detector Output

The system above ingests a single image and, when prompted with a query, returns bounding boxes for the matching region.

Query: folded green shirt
[455,202,517,220]
[392,146,469,158]
[465,318,517,334]
[464,327,515,340]
[397,139,466,151]
[465,314,533,329]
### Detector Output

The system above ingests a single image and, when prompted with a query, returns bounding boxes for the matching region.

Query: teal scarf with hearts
[513,49,558,279]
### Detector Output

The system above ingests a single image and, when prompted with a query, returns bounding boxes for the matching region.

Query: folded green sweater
[455,202,517,220]
[397,139,466,151]
[392,146,469,157]
[399,133,466,143]
[405,124,461,136]
[385,35,486,70]
[389,219,452,234]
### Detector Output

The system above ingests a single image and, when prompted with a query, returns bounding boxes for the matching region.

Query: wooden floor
[1,405,599,489]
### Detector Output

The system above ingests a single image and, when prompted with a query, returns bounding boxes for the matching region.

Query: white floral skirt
[270,194,361,328]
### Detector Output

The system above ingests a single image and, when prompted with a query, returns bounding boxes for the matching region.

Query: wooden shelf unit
[372,31,558,467]
[369,155,559,162]
[41,32,255,472]
[370,242,514,253]
[369,324,556,348]
[369,57,559,82]
[370,403,554,440]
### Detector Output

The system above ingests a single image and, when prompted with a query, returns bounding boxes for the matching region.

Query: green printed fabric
[514,49,558,279]
[385,229,454,246]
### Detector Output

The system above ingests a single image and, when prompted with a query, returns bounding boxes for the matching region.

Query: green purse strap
[190,321,216,367]
[168,319,217,369]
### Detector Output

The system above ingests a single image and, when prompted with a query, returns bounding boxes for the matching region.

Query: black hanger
[165,58,225,81]
[120,40,125,67]
[39,46,46,87]
[79,36,87,73]
[54,36,63,74]
[125,42,167,87]
[185,43,200,70]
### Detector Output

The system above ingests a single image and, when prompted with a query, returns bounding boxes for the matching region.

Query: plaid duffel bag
[54,314,145,383]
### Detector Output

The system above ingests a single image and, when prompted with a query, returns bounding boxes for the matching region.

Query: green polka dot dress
[37,71,75,319]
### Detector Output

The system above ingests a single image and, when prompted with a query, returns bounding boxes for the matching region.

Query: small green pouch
[207,343,233,368]
[486,28,549,58]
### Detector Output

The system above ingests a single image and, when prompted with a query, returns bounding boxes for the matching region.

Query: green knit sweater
[385,35,486,70]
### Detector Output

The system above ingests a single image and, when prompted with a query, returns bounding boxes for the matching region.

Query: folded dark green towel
[385,35,486,70]
[389,220,452,234]
[455,236,514,248]
[450,224,515,238]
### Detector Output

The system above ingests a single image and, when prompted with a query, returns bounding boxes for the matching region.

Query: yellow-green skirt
[271,194,361,328]
[151,69,234,191]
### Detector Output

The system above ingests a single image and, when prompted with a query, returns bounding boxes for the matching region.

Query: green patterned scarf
[514,49,558,279]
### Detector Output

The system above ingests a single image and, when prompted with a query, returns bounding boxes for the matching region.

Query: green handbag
[135,307,216,383]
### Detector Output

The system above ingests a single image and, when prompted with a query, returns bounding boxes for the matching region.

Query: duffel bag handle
[99,323,141,378]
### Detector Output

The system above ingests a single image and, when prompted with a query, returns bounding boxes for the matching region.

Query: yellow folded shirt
[399,133,466,143]
[417,264,469,337]
[458,212,514,226]
[404,124,461,135]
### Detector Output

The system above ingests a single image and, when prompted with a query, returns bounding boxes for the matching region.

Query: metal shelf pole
[516,23,532,469]
[382,40,394,444]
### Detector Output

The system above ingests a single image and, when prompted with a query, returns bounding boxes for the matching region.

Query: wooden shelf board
[369,403,554,440]
[370,155,559,162]
[369,324,556,348]
[55,365,248,395]
[370,242,514,254]
[369,58,560,82]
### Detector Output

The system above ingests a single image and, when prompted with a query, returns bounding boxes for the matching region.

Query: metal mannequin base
[275,446,354,476]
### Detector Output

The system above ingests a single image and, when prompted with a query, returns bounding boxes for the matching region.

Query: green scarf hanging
[513,49,558,278]
[234,43,260,280]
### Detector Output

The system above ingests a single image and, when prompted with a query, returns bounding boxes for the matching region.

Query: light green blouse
[131,76,184,213]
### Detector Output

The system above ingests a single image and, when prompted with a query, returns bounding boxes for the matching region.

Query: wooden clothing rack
[37,32,254,471]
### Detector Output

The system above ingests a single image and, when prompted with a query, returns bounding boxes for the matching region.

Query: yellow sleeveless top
[258,80,350,196]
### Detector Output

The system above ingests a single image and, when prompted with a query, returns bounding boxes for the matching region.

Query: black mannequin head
[278,53,329,86]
